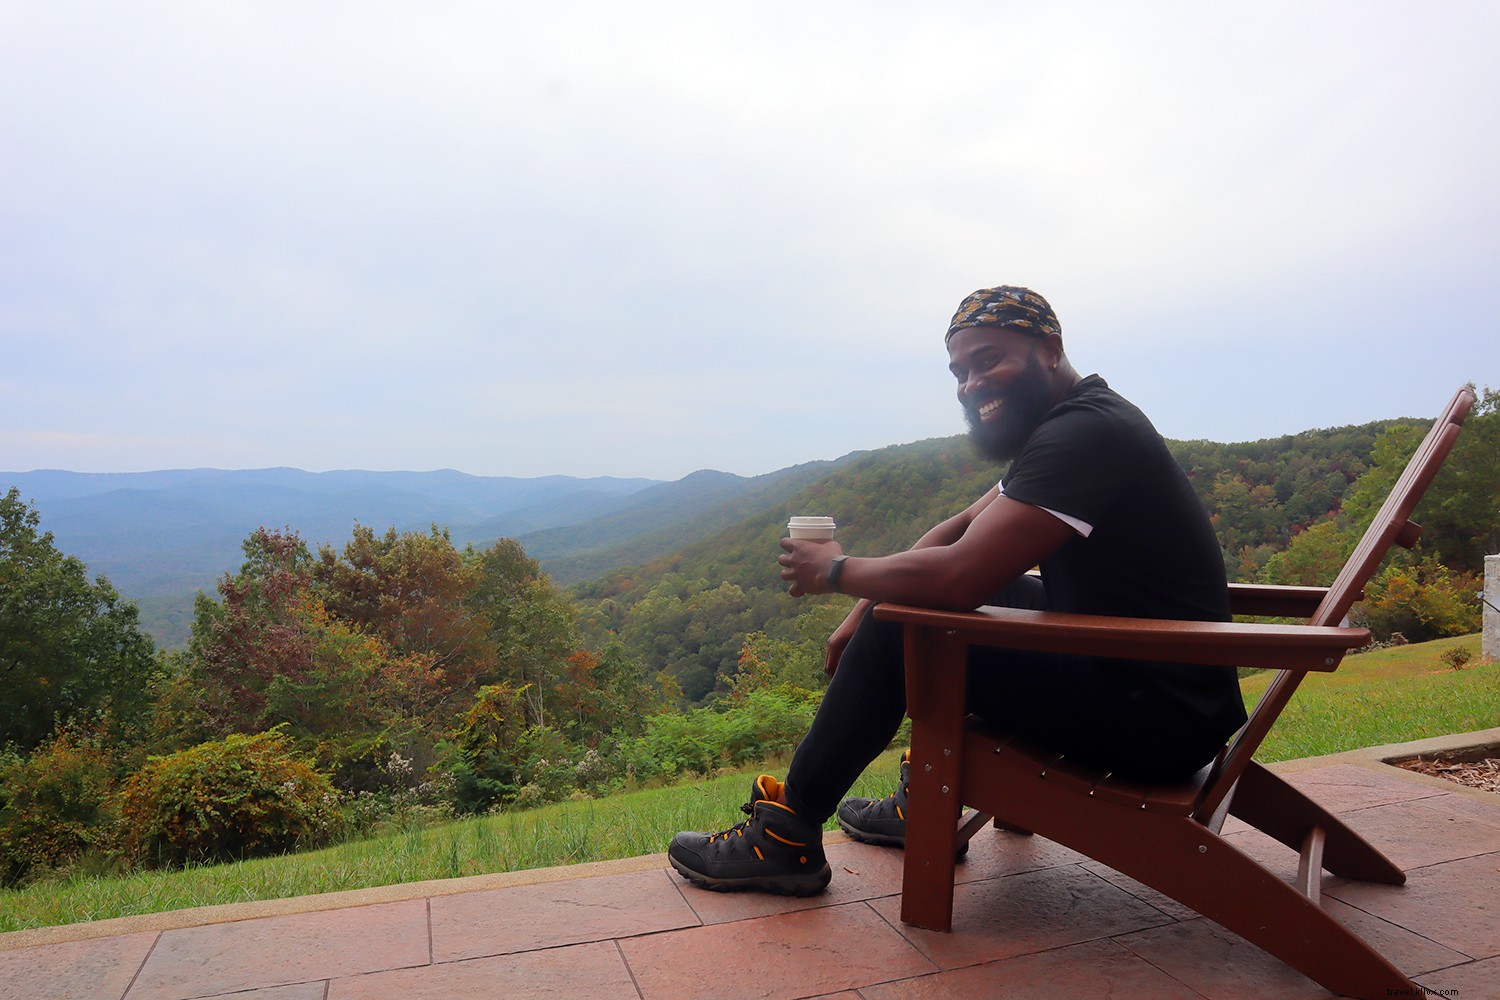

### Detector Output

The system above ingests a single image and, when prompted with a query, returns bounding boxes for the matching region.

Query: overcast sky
[3,2,1495,481]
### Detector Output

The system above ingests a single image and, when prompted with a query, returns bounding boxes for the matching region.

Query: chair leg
[901,764,962,930]
[900,627,968,931]
[1228,761,1404,884]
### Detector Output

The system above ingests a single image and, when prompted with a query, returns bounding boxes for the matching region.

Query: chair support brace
[1298,825,1326,905]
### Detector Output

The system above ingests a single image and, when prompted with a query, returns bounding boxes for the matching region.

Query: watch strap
[826,554,849,592]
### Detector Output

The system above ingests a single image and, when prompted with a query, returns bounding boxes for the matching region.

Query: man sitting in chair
[668,286,1247,896]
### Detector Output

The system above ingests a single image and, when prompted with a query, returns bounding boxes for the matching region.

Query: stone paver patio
[4,730,1498,1000]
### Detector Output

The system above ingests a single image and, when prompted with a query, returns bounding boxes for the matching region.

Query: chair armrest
[872,603,1369,673]
[1227,583,1332,619]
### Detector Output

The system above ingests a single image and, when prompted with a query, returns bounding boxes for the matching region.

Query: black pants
[782,577,1227,824]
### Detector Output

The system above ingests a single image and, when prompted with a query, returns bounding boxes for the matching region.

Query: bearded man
[667,286,1244,896]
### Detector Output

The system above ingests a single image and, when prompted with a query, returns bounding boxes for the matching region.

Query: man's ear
[1040,333,1064,370]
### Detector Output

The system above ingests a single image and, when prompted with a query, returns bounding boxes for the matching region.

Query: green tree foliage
[731,604,845,701]
[1259,519,1349,587]
[163,523,654,815]
[1419,385,1500,568]
[574,438,996,705]
[552,642,663,744]
[1171,420,1412,579]
[444,681,531,812]
[616,690,816,783]
[619,579,756,702]
[465,538,579,728]
[0,488,159,751]
[1257,390,1495,642]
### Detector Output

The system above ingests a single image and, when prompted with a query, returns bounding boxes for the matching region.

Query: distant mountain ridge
[521,459,861,584]
[3,467,668,647]
[2,462,868,649]
[3,413,1428,655]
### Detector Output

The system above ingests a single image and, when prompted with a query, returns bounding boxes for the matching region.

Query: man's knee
[846,606,905,659]
[988,573,1048,610]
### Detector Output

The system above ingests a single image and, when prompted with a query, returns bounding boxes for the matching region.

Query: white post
[1485,555,1499,661]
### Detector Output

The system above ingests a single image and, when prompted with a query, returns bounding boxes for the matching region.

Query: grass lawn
[1243,633,1496,762]
[2,634,1493,935]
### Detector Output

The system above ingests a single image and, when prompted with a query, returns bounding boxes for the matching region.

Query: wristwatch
[826,554,849,592]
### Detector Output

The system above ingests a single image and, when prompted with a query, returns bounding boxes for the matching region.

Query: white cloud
[2,1,1496,478]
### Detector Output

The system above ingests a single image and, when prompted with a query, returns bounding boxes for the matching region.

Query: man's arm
[816,486,1000,675]
[908,484,1003,550]
[798,488,1080,677]
[782,490,1074,610]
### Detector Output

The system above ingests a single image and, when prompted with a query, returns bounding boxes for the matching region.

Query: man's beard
[963,354,1054,463]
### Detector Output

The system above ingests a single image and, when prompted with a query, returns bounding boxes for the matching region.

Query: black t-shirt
[1001,375,1247,736]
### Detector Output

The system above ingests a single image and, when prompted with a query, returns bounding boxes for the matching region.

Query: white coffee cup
[787,516,837,540]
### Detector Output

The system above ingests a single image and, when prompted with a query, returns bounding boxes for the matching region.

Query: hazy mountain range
[3,459,858,648]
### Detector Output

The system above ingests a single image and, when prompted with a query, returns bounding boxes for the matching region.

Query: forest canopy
[574,389,1496,702]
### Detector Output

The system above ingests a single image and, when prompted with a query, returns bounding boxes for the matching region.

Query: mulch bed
[1391,750,1500,794]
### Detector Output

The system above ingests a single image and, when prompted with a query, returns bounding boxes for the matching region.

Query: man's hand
[824,601,869,676]
[778,538,843,598]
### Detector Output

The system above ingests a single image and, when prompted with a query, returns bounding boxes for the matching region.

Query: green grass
[3,634,1494,935]
[0,747,906,935]
[1243,633,1497,762]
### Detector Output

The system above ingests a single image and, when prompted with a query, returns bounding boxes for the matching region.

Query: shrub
[441,683,528,814]
[1440,646,1474,670]
[0,734,122,885]
[510,725,578,806]
[1354,557,1481,644]
[120,729,341,868]
[573,745,623,796]
[620,690,816,784]
[339,750,457,836]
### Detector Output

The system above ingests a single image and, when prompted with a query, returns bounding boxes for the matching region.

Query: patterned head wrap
[945,286,1060,342]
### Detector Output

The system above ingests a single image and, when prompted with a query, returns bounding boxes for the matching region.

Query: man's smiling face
[947,325,1057,463]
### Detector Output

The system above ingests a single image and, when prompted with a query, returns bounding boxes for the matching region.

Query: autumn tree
[313,524,495,721]
[167,528,424,783]
[1259,518,1350,587]
[551,641,661,743]
[1355,555,1480,643]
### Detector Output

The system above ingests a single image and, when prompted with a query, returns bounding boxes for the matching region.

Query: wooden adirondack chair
[875,386,1476,1000]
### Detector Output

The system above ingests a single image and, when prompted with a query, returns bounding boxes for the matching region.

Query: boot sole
[668,855,831,897]
[836,816,905,847]
[836,817,971,861]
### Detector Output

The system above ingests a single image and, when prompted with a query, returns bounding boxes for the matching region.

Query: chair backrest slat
[1193,387,1476,823]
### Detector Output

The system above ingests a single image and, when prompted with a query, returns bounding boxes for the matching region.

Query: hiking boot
[837,750,968,858]
[837,749,913,846]
[668,774,831,896]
